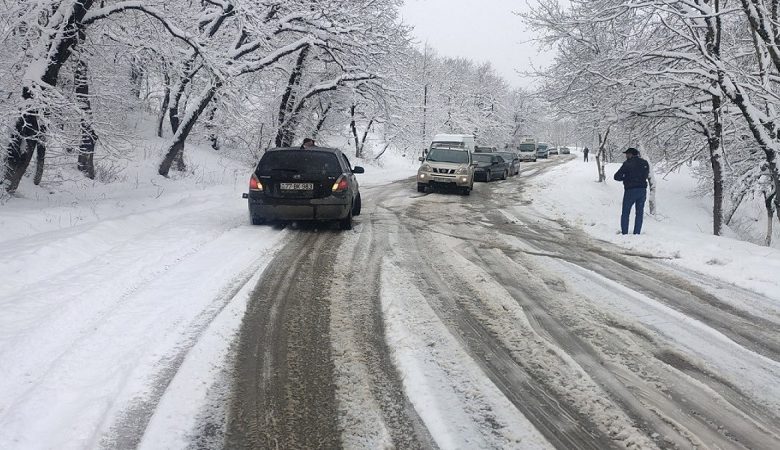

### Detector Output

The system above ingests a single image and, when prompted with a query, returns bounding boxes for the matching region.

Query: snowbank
[528,154,780,302]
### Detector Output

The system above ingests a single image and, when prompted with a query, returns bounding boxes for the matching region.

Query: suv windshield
[431,141,465,149]
[537,144,549,151]
[519,143,535,152]
[257,151,342,176]
[426,148,470,163]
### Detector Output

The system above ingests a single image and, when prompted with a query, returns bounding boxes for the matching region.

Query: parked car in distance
[472,153,509,182]
[517,142,537,162]
[536,142,550,159]
[495,151,520,175]
[417,146,474,195]
[243,147,363,230]
[548,147,559,156]
[560,147,571,155]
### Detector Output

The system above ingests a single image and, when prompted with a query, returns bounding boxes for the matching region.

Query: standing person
[583,147,589,162]
[613,147,651,235]
[300,138,315,149]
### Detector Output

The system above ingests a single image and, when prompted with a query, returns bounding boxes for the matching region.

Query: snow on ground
[528,153,780,303]
[380,259,553,449]
[0,134,416,449]
[4,136,778,448]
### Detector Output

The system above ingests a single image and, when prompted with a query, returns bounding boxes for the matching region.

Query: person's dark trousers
[584,154,588,162]
[621,187,647,234]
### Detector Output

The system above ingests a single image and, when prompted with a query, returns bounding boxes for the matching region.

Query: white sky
[399,0,553,89]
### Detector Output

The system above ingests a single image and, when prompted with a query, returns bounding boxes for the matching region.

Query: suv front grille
[433,168,456,174]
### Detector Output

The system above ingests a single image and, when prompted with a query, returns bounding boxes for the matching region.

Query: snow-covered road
[221,157,780,449]
[2,156,779,449]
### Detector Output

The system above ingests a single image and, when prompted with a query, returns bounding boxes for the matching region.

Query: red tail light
[249,174,263,191]
[331,176,349,192]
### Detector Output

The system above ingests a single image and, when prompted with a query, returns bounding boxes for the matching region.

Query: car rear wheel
[353,194,362,216]
[339,209,353,230]
[417,183,426,193]
[250,213,265,225]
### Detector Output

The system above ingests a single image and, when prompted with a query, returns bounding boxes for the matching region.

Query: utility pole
[421,44,430,156]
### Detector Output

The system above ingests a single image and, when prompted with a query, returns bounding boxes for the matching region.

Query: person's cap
[623,147,639,156]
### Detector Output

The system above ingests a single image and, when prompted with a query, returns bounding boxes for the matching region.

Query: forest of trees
[4,0,776,245]
[0,0,536,195]
[525,0,780,244]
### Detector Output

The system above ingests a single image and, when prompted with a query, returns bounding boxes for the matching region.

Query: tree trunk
[766,191,777,246]
[168,57,197,135]
[159,83,220,176]
[350,103,360,157]
[33,139,46,186]
[157,70,170,138]
[207,106,219,151]
[3,0,94,193]
[275,46,309,147]
[709,96,724,235]
[130,55,144,99]
[312,103,331,139]
[596,128,610,183]
[357,118,374,158]
[75,58,96,179]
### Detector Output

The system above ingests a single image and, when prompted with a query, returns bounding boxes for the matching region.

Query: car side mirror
[470,162,478,167]
[352,166,365,174]
[418,156,425,162]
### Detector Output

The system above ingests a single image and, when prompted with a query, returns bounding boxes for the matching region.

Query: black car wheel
[417,183,426,193]
[353,194,362,216]
[460,186,471,196]
[250,213,265,225]
[339,209,353,230]
[501,170,507,180]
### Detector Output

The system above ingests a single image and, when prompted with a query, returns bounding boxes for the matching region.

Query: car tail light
[249,174,263,191]
[331,176,349,192]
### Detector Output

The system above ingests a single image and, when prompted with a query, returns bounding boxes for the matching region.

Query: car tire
[417,183,426,193]
[250,214,265,225]
[339,209,353,230]
[353,194,362,216]
[501,170,507,180]
[461,187,471,196]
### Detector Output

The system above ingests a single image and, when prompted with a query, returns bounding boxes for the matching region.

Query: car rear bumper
[248,195,350,220]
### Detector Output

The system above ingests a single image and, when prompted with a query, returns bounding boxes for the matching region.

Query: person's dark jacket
[614,157,650,189]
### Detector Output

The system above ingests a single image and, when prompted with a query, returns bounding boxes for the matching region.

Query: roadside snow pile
[528,154,780,302]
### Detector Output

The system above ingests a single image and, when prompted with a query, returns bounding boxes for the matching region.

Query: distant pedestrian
[613,147,651,235]
[583,147,589,162]
[300,138,315,149]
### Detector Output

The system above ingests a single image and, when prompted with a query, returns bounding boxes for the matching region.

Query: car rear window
[472,154,494,162]
[257,151,342,176]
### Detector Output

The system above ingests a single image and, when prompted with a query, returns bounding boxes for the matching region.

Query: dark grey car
[496,151,520,175]
[243,147,364,230]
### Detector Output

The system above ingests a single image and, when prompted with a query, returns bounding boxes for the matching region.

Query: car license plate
[280,182,313,190]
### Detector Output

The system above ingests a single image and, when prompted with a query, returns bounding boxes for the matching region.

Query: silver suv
[417,147,474,195]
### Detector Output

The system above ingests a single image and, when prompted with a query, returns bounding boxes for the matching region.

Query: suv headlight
[455,166,469,175]
[419,163,432,172]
